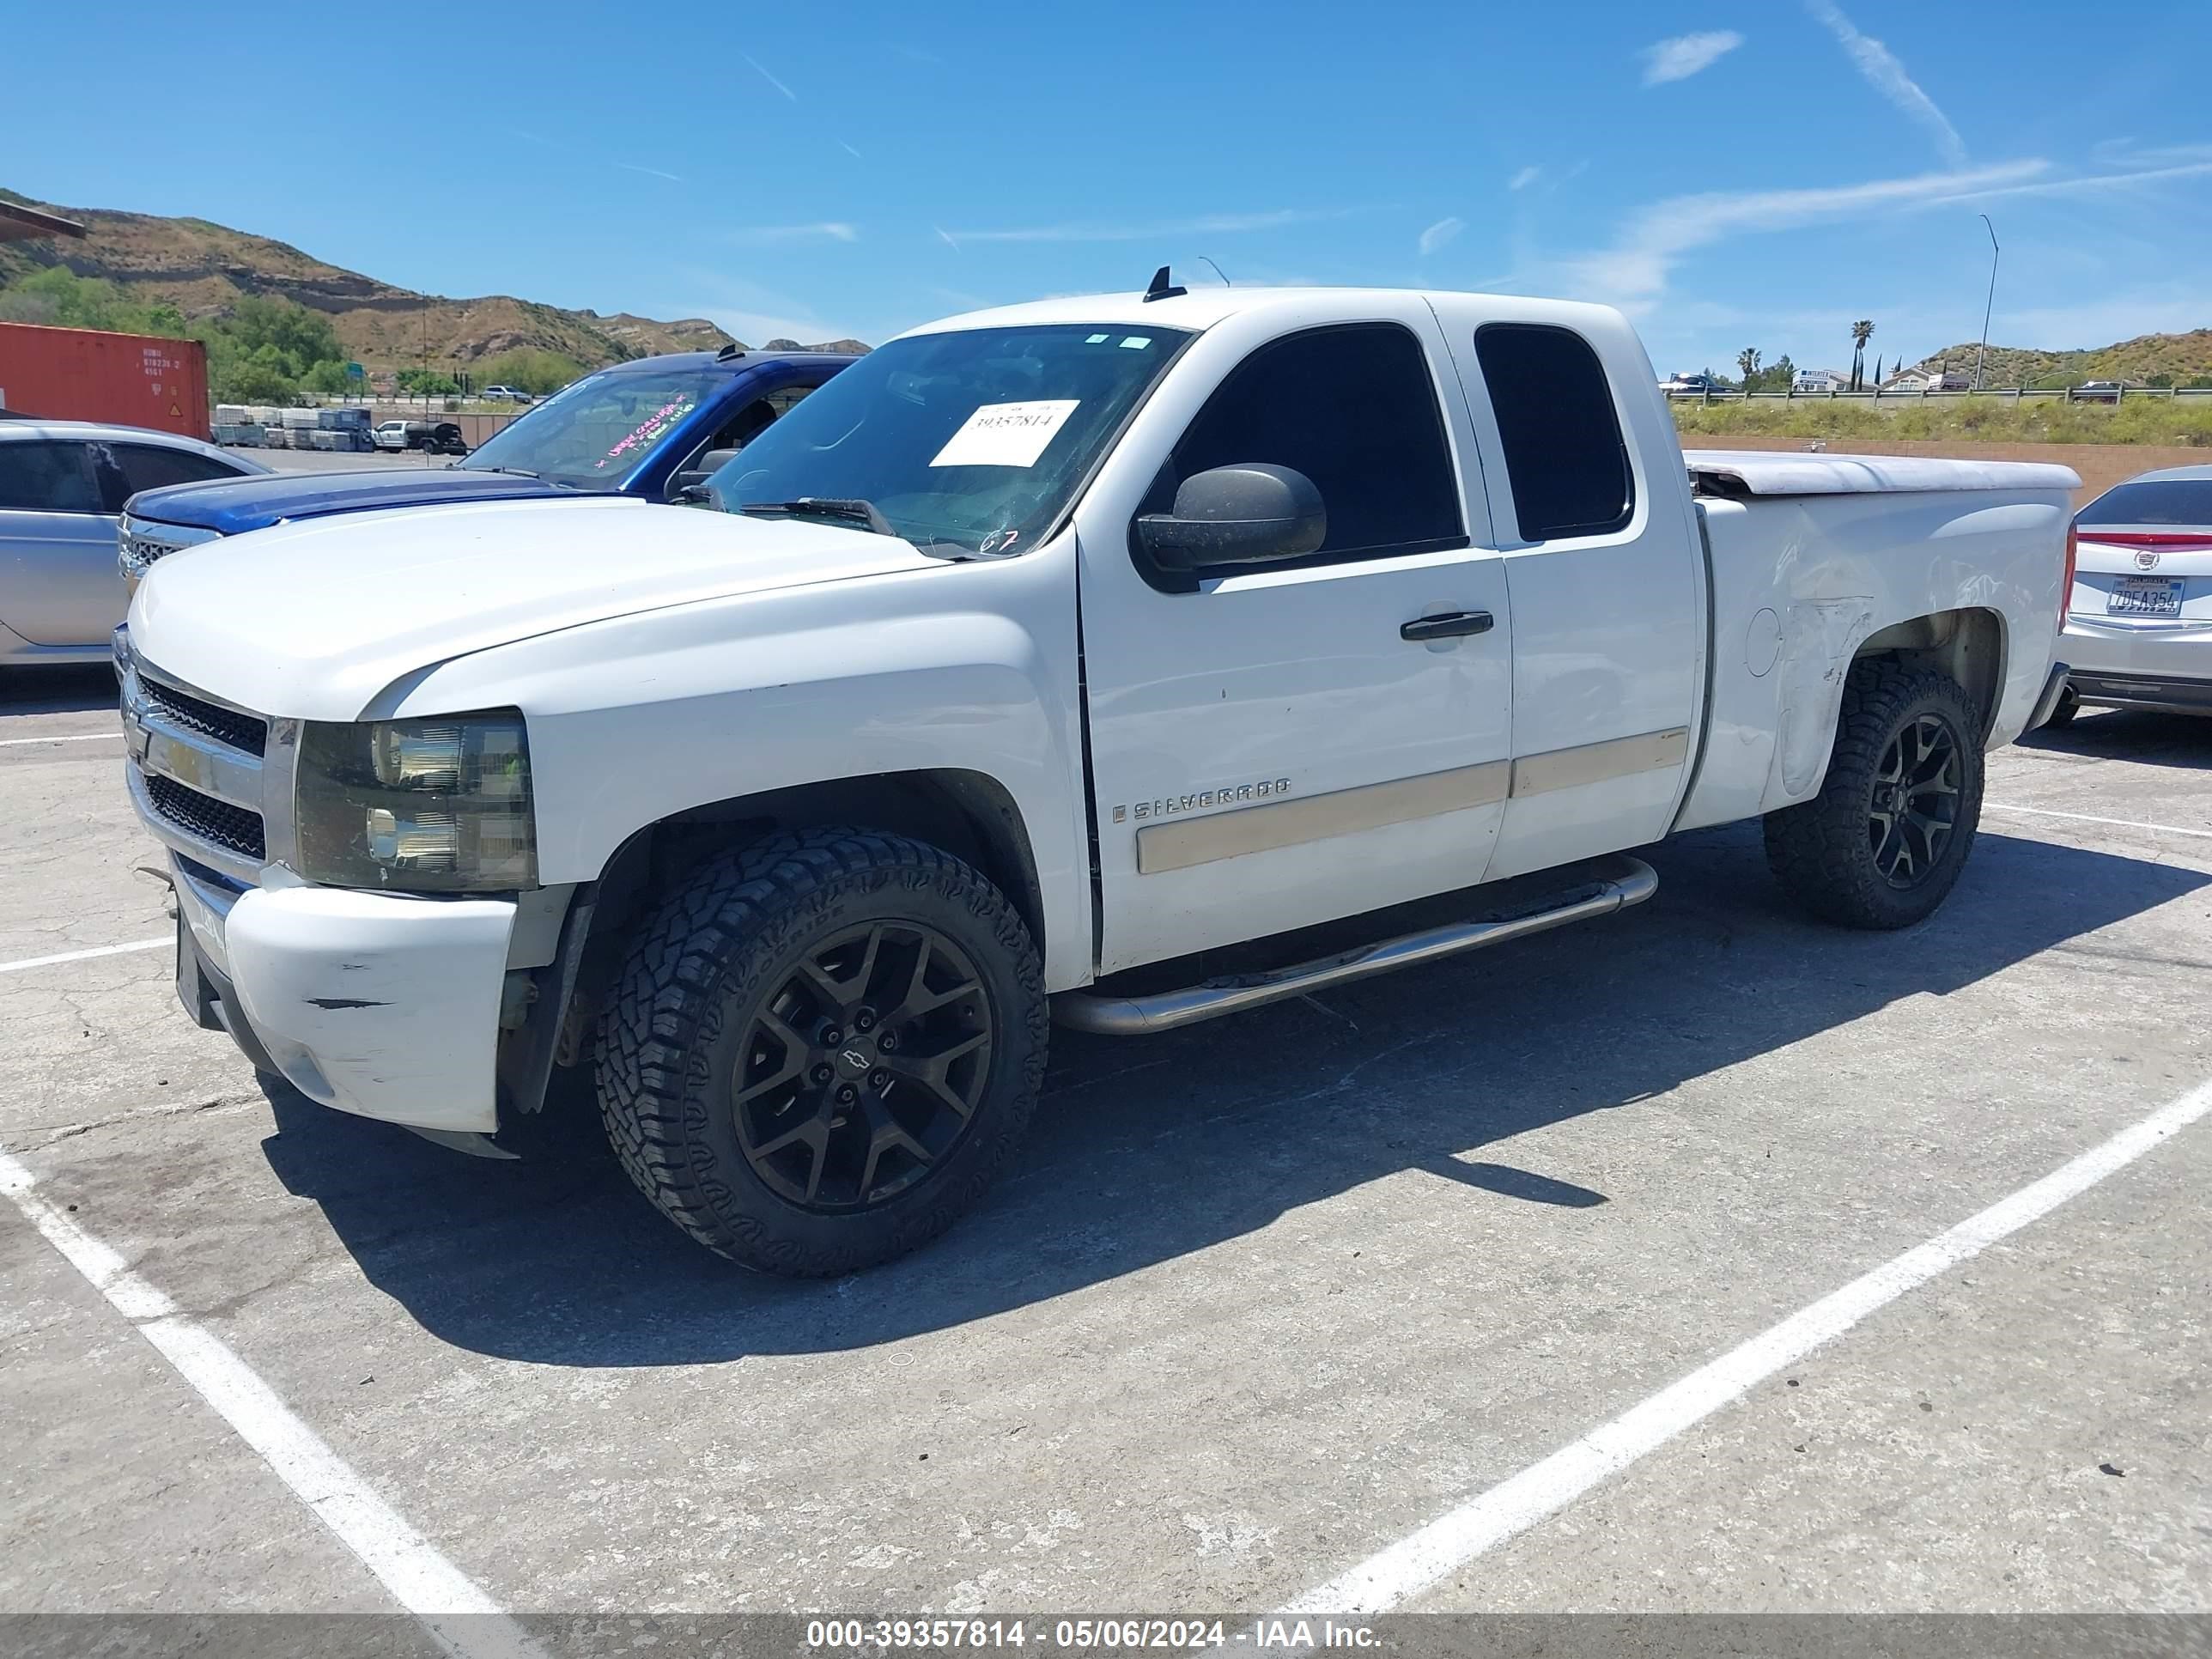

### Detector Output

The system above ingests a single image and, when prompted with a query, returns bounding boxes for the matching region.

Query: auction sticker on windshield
[930,400,1079,469]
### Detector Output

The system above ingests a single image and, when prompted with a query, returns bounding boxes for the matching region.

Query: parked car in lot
[371,419,469,456]
[0,420,268,666]
[119,348,857,586]
[2051,464,2212,722]
[480,385,534,404]
[117,283,2075,1273]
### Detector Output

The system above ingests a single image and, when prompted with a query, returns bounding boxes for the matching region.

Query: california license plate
[2107,576,2184,617]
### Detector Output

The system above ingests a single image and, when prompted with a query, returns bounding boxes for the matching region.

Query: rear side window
[2078,479,2212,526]
[107,442,243,500]
[0,441,100,514]
[1474,324,1633,542]
[1168,323,1463,561]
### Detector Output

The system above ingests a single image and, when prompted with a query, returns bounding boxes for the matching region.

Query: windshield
[703,323,1190,555]
[462,366,720,489]
[2078,478,2212,527]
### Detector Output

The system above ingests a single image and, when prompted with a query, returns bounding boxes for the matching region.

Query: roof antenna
[1143,264,1187,303]
[1196,256,1230,286]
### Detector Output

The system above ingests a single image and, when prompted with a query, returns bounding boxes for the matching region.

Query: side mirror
[1136,464,1326,573]
[667,447,742,503]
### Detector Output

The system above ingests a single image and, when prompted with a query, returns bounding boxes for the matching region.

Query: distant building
[1885,365,1972,392]
[1793,368,1847,392]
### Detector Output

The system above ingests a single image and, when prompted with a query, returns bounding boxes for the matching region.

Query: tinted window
[1168,324,1462,560]
[2078,478,2212,527]
[0,441,100,513]
[1474,324,1633,541]
[107,443,242,501]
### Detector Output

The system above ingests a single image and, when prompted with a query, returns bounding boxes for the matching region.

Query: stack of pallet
[212,403,376,452]
[212,404,268,447]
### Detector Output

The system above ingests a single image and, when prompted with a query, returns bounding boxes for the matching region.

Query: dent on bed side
[1776,597,1876,796]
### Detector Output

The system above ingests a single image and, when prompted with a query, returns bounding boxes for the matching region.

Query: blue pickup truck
[118,345,859,584]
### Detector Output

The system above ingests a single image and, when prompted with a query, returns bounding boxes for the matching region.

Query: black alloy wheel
[733,921,993,1212]
[1868,712,1961,888]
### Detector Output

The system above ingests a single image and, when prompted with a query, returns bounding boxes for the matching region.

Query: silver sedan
[0,419,268,666]
[2056,463,2212,721]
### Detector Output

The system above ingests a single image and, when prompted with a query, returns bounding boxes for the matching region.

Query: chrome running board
[1054,856,1658,1036]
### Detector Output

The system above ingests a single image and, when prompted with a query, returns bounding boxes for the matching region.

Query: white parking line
[0,937,169,975]
[0,1149,548,1659]
[1285,1077,2212,1616]
[1986,801,2212,839]
[0,731,119,747]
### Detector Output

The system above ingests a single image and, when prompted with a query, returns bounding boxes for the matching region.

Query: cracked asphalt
[2,662,2209,1629]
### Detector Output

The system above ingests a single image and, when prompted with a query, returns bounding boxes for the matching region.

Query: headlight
[295,710,536,892]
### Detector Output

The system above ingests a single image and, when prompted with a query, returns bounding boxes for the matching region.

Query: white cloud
[2092,138,2212,168]
[1418,216,1465,258]
[1508,166,1543,191]
[742,54,798,103]
[1641,30,1743,86]
[943,209,1342,244]
[1565,160,2047,304]
[1930,158,2212,206]
[1804,0,1966,166]
[727,222,860,245]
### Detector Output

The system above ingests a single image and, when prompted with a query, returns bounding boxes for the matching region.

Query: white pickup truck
[118,279,2078,1274]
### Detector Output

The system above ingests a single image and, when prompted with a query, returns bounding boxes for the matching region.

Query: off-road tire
[594,828,1048,1274]
[1763,661,1984,930]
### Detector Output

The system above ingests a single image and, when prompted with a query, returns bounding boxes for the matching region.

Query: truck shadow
[258,822,2208,1365]
[2017,708,2212,771]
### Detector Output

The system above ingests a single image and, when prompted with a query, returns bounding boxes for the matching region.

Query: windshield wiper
[739,497,898,538]
[475,465,541,479]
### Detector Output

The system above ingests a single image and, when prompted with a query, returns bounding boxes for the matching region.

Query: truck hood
[127,495,939,720]
[129,466,581,533]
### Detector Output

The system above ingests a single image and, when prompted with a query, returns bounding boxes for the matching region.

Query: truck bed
[1684,448,2081,498]
[1673,449,2080,836]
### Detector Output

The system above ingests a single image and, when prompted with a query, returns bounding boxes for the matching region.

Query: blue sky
[12,1,2212,374]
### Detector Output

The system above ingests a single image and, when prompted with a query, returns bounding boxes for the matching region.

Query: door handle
[1400,609,1494,642]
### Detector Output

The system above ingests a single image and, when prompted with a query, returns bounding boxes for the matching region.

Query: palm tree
[1737,347,1762,393]
[1850,319,1875,391]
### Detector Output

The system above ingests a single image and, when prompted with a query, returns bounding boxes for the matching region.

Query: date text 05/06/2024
[803,1616,1381,1650]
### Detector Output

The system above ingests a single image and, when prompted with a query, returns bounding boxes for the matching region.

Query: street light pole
[1976,214,1999,392]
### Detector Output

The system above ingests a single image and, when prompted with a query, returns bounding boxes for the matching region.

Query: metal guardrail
[1665,386,2212,404]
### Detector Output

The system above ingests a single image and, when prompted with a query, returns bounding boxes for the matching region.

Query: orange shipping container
[0,319,210,441]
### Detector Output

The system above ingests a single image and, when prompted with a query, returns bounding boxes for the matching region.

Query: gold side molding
[1136,758,1511,874]
[1508,726,1690,800]
[1131,726,1692,875]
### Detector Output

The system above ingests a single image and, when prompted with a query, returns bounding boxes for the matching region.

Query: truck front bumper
[173,857,514,1133]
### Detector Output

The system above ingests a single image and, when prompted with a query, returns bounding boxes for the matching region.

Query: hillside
[1904,331,2212,389]
[0,187,856,369]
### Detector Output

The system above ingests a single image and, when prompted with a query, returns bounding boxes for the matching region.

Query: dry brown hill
[0,189,856,369]
[1905,331,2212,389]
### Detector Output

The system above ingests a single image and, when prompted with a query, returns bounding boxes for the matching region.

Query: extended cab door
[1430,301,1705,877]
[1072,297,1516,975]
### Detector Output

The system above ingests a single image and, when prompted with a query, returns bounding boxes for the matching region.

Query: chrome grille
[118,515,221,581]
[140,675,268,757]
[146,775,266,861]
